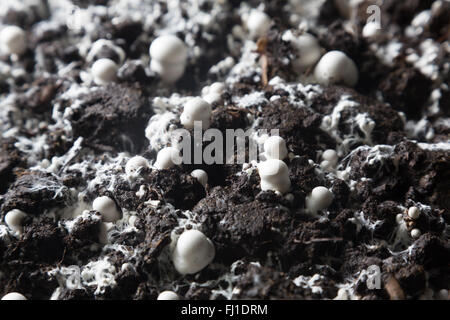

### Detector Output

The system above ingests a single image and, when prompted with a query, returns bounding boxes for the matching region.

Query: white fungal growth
[145,111,178,151]
[80,257,117,295]
[246,10,272,39]
[0,25,27,55]
[282,30,323,72]
[125,156,149,180]
[258,159,291,194]
[154,147,181,170]
[157,291,179,300]
[306,186,334,213]
[314,50,359,87]
[172,229,215,275]
[149,35,188,83]
[92,196,121,223]
[180,97,212,129]
[4,209,27,234]
[191,169,208,188]
[264,136,288,160]
[355,113,376,142]
[1,292,27,300]
[91,58,118,85]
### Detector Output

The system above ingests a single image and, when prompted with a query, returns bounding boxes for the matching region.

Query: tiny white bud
[191,169,208,188]
[172,229,215,274]
[411,228,421,239]
[314,50,358,87]
[322,149,338,166]
[282,31,322,72]
[396,214,404,224]
[157,291,179,300]
[92,196,121,222]
[180,97,212,129]
[264,136,288,160]
[4,209,27,234]
[246,10,271,39]
[0,26,27,55]
[154,147,181,170]
[258,159,291,194]
[408,206,420,220]
[320,160,331,170]
[209,82,226,94]
[1,292,27,300]
[362,21,382,38]
[125,156,149,179]
[306,186,334,212]
[91,58,118,85]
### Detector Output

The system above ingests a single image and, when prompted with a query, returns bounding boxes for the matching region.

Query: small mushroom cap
[0,25,27,55]
[154,147,181,170]
[4,209,27,233]
[314,50,358,87]
[180,97,212,129]
[172,229,215,274]
[92,196,121,222]
[125,155,149,177]
[191,169,208,187]
[92,58,118,85]
[306,186,334,212]
[246,10,271,38]
[157,291,179,300]
[149,35,187,64]
[1,292,27,300]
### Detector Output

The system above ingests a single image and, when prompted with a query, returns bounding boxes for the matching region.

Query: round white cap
[180,97,212,129]
[92,58,118,85]
[0,26,27,55]
[191,169,208,187]
[172,229,215,274]
[125,156,149,178]
[246,10,271,39]
[314,50,358,87]
[258,159,291,194]
[157,291,179,300]
[407,206,420,220]
[92,196,121,222]
[5,209,27,234]
[1,292,27,300]
[154,147,181,170]
[306,186,334,212]
[287,32,322,72]
[411,228,421,239]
